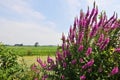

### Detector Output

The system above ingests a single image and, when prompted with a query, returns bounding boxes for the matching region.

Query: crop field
[6,46,57,56]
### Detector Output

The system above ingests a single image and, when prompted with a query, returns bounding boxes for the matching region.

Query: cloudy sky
[0,0,120,45]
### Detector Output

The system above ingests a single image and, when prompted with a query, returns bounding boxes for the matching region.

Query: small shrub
[33,2,120,80]
[0,43,35,80]
[0,43,22,80]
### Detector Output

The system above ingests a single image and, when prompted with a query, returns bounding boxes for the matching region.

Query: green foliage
[0,43,36,80]
[0,43,21,80]
[6,46,56,56]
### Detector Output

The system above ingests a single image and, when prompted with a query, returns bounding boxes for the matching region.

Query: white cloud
[0,0,62,45]
[0,18,61,45]
[0,0,45,20]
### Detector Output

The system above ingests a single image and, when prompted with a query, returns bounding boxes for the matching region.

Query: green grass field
[6,46,57,56]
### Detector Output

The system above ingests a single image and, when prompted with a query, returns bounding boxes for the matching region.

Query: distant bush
[32,2,120,80]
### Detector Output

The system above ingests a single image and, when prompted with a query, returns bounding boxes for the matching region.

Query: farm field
[18,56,55,67]
[6,46,57,56]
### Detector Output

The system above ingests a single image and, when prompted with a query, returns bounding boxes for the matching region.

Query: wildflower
[47,56,54,63]
[98,13,103,27]
[31,64,37,71]
[114,48,120,53]
[63,62,67,68]
[100,37,110,50]
[37,58,46,68]
[85,47,92,56]
[63,50,67,58]
[79,58,84,63]
[37,58,42,65]
[42,74,48,80]
[90,23,98,37]
[78,32,84,44]
[111,66,119,75]
[73,17,78,30]
[56,51,63,61]
[91,6,98,24]
[61,75,65,80]
[82,59,94,69]
[78,45,84,52]
[80,75,86,80]
[62,43,66,51]
[87,68,92,73]
[97,34,104,46]
[85,6,89,19]
[87,59,94,67]
[71,59,77,65]
[87,2,96,25]
[62,33,65,43]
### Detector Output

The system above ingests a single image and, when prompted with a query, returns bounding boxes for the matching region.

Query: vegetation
[0,2,120,80]
[33,2,120,80]
[0,43,52,80]
[6,46,57,56]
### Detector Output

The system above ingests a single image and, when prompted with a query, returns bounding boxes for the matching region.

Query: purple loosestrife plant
[32,2,120,80]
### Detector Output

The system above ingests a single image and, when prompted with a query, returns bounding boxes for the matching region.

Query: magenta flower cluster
[32,2,120,80]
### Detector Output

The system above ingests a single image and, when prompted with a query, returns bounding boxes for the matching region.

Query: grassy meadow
[5,46,57,67]
[7,46,57,56]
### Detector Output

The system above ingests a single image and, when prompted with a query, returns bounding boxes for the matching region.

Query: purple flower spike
[111,66,119,75]
[114,48,120,53]
[97,34,104,46]
[87,59,94,67]
[37,58,43,65]
[90,23,98,37]
[100,37,110,50]
[80,75,86,80]
[79,58,84,63]
[37,58,47,68]
[70,25,73,35]
[87,2,96,25]
[108,12,115,22]
[62,33,65,43]
[56,51,63,61]
[85,47,92,56]
[91,6,98,24]
[47,56,54,63]
[63,62,67,68]
[62,43,66,51]
[80,9,84,20]
[85,6,89,19]
[71,59,77,65]
[78,32,84,44]
[98,13,103,27]
[31,64,37,71]
[73,17,78,31]
[90,2,95,18]
[82,59,94,69]
[61,75,65,80]
[42,74,48,80]
[78,45,84,52]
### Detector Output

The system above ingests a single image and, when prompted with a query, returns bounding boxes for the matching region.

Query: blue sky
[0,0,120,45]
